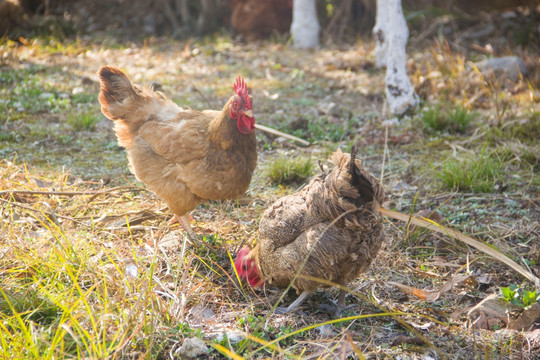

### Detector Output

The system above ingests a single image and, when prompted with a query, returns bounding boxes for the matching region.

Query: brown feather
[97,66,257,220]
[253,148,384,295]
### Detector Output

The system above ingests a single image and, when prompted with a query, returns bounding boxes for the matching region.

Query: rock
[467,293,521,330]
[176,337,208,359]
[72,87,85,95]
[391,180,418,194]
[190,304,216,326]
[510,302,540,331]
[474,56,527,82]
[317,101,337,116]
[124,262,138,279]
[317,324,338,337]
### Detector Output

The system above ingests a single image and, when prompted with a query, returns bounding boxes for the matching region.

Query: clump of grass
[489,111,540,144]
[265,155,313,185]
[419,103,475,134]
[67,111,98,130]
[496,142,540,170]
[434,149,504,193]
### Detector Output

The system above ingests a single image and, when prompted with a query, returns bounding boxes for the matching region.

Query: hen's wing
[137,111,212,165]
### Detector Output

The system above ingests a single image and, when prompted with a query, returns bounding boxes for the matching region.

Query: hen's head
[235,246,263,287]
[230,76,255,135]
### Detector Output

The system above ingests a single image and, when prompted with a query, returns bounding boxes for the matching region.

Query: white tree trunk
[290,0,320,49]
[373,0,417,115]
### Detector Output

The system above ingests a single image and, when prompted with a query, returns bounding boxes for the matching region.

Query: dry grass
[1,15,540,358]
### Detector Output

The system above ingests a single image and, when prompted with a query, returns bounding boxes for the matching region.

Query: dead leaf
[158,232,182,251]
[388,273,475,302]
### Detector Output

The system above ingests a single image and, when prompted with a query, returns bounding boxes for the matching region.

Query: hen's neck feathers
[207,98,250,150]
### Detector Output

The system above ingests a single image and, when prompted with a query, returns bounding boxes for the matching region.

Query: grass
[419,103,475,134]
[434,148,505,192]
[67,110,98,130]
[265,155,314,185]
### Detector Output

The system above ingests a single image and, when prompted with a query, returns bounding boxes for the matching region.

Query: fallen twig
[255,124,311,147]
[0,186,146,198]
[378,206,540,288]
[0,197,89,227]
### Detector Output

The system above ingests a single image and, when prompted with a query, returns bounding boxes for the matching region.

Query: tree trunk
[197,0,220,34]
[290,0,320,49]
[373,0,417,115]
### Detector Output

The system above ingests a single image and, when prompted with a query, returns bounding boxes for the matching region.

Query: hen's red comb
[233,76,249,101]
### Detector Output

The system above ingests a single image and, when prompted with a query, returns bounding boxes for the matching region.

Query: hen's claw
[273,290,313,314]
[170,214,208,248]
[319,289,355,316]
[319,302,356,317]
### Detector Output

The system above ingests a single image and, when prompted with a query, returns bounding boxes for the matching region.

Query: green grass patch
[265,155,314,186]
[67,111,98,131]
[419,103,475,134]
[434,148,505,192]
[489,111,540,145]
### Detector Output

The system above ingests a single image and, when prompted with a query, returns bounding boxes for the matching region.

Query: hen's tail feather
[348,146,374,205]
[349,146,359,186]
[98,66,137,108]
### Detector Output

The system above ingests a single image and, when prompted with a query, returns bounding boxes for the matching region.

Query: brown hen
[98,66,257,239]
[235,148,384,313]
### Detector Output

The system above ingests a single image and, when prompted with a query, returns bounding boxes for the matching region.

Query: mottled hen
[235,148,384,313]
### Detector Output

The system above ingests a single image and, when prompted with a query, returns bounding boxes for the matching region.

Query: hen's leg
[275,290,313,314]
[171,214,198,242]
[319,289,355,316]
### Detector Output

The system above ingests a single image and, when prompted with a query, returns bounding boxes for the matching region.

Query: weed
[67,111,98,131]
[496,142,540,170]
[265,155,313,185]
[489,111,540,145]
[500,285,540,308]
[419,103,475,134]
[434,148,505,192]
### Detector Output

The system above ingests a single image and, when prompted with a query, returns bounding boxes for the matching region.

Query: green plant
[265,155,313,185]
[67,111,98,131]
[434,148,504,193]
[489,112,540,145]
[420,104,475,134]
[500,285,540,308]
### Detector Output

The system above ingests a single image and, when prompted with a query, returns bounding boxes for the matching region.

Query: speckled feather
[252,149,384,294]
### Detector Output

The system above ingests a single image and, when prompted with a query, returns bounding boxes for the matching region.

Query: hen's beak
[243,109,254,118]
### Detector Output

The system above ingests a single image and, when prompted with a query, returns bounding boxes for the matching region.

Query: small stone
[474,56,527,82]
[72,87,85,95]
[510,302,540,331]
[124,262,138,279]
[176,337,208,359]
[211,330,244,343]
[467,293,521,330]
[317,324,338,337]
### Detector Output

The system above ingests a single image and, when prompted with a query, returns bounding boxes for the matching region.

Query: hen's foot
[273,290,313,315]
[274,306,303,315]
[318,302,356,317]
[319,289,355,316]
[171,214,208,248]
